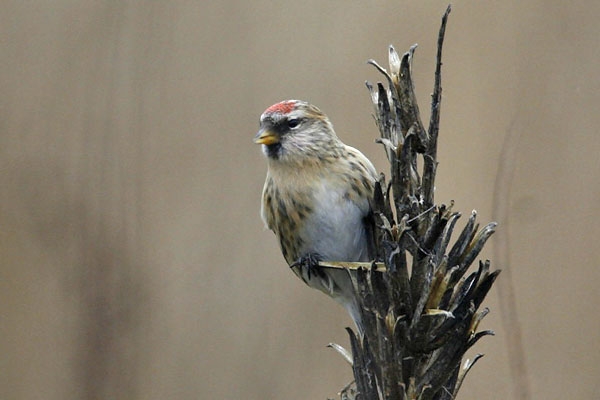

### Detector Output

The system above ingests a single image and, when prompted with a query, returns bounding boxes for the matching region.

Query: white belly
[299,184,370,262]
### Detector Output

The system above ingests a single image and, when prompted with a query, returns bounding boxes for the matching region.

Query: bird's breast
[263,167,370,264]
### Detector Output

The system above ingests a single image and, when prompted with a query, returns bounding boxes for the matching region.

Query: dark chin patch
[266,143,282,159]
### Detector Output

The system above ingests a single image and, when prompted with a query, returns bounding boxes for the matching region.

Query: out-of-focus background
[2,1,599,399]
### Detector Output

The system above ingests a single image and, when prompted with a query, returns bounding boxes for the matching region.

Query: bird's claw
[291,253,323,281]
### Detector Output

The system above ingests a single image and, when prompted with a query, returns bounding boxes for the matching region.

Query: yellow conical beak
[253,129,279,145]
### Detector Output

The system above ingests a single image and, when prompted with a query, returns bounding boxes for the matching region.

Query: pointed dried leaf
[328,342,354,366]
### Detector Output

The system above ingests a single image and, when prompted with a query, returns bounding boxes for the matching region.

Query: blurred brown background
[2,1,599,399]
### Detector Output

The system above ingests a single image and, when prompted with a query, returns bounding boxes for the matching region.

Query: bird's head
[254,100,341,163]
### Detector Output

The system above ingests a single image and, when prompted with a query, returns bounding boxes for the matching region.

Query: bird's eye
[287,118,301,129]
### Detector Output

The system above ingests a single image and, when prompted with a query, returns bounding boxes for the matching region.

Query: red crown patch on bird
[264,100,297,115]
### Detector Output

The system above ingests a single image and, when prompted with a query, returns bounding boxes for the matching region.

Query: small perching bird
[254,100,378,329]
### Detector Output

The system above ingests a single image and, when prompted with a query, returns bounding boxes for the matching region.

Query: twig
[333,6,501,399]
[492,118,531,400]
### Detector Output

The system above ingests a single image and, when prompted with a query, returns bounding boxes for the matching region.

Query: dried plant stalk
[326,6,501,400]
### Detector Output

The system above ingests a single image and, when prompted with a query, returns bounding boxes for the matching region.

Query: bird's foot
[290,253,323,281]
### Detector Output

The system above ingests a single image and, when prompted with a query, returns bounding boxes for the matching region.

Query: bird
[254,100,378,330]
